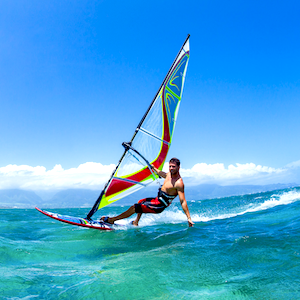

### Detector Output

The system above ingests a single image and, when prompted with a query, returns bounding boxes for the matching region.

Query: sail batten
[114,177,148,186]
[86,35,190,219]
[138,127,171,145]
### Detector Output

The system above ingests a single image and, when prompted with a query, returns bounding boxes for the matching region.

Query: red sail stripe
[105,118,170,197]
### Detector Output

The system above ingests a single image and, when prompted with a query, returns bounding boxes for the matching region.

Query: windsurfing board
[35,207,115,231]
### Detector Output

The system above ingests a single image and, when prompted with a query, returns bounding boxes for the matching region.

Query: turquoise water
[1,187,300,299]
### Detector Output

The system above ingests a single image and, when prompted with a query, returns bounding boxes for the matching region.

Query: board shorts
[134,197,166,214]
[134,189,177,214]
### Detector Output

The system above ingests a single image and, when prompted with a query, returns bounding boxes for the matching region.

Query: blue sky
[1,0,300,190]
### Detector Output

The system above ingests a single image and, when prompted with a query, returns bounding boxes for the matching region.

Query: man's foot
[130,220,139,226]
[101,216,114,224]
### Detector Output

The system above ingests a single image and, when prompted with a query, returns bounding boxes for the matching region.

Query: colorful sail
[87,35,190,219]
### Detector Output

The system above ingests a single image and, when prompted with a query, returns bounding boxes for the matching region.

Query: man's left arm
[178,184,194,227]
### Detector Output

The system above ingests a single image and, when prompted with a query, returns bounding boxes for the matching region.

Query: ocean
[1,187,300,299]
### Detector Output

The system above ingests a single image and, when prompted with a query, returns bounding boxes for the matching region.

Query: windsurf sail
[87,35,190,219]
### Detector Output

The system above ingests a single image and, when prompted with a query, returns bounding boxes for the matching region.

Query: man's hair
[169,158,180,167]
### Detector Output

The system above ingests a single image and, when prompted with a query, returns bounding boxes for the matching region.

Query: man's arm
[151,164,167,178]
[177,183,194,227]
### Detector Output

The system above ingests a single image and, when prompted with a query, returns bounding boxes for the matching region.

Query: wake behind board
[35,207,115,231]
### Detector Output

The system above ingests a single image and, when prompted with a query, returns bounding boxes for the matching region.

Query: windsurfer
[101,158,194,227]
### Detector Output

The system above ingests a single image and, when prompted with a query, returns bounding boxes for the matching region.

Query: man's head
[169,158,180,175]
[169,158,180,167]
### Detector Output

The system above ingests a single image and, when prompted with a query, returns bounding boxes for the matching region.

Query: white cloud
[180,162,285,185]
[0,163,116,190]
[286,160,300,168]
[0,160,299,191]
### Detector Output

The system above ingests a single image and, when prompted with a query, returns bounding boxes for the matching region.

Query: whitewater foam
[192,189,300,223]
[111,189,300,228]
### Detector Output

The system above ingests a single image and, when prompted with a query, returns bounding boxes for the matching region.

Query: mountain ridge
[0,183,298,209]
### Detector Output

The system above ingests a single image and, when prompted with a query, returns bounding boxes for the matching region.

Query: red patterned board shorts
[134,197,166,214]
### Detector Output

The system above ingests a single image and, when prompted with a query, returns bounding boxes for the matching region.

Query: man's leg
[101,205,135,224]
[132,213,142,226]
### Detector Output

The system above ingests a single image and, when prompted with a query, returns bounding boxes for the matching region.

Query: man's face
[169,162,179,174]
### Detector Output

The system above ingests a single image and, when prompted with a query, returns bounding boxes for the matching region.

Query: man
[101,158,194,227]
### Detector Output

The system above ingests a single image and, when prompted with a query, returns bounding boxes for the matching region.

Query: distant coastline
[0,183,298,209]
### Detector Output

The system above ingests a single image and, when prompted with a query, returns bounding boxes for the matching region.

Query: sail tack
[87,36,190,219]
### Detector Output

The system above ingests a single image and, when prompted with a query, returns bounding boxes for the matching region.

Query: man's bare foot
[101,216,114,224]
[131,220,139,226]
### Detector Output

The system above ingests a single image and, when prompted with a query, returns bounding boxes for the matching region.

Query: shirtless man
[101,158,194,227]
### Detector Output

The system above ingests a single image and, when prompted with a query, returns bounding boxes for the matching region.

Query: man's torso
[161,172,183,196]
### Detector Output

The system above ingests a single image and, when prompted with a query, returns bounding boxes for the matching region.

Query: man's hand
[151,164,167,178]
[187,217,194,227]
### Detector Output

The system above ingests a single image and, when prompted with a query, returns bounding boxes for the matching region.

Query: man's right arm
[151,164,167,178]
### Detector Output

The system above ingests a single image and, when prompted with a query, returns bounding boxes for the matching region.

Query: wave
[195,189,300,222]
[115,189,300,227]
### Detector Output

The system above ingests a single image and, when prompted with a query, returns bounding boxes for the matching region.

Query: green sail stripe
[165,86,181,100]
